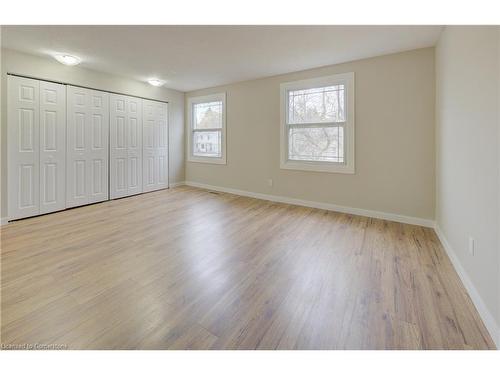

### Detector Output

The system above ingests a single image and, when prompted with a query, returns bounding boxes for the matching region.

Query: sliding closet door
[66,86,109,208]
[143,100,168,192]
[39,81,66,214]
[127,98,143,196]
[110,94,143,199]
[8,76,40,220]
[110,95,128,198]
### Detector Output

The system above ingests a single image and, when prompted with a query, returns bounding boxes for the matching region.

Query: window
[280,73,355,173]
[188,93,226,164]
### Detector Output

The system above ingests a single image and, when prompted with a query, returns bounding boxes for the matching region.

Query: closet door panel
[142,101,156,192]
[142,100,168,193]
[8,76,40,220]
[110,95,127,198]
[144,153,155,190]
[39,81,66,214]
[110,95,128,198]
[110,94,142,198]
[66,86,109,207]
[66,86,89,208]
[127,97,143,196]
[156,103,169,189]
[116,157,127,191]
[88,90,109,203]
[158,153,168,186]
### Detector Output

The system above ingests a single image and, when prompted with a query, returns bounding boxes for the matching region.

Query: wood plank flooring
[0,186,495,349]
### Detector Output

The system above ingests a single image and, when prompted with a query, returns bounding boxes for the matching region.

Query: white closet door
[157,102,168,189]
[39,81,66,214]
[142,101,156,192]
[8,76,40,220]
[66,86,88,208]
[110,94,143,199]
[110,95,128,198]
[87,90,109,204]
[66,86,109,208]
[127,98,143,196]
[142,100,168,193]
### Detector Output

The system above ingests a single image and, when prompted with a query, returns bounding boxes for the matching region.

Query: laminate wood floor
[0,186,495,349]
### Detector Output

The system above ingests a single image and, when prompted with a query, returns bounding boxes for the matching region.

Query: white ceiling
[1,26,442,92]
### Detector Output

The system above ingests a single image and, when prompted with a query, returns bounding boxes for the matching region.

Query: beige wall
[498,27,500,339]
[186,48,435,221]
[0,48,185,219]
[436,26,500,342]
[0,30,2,221]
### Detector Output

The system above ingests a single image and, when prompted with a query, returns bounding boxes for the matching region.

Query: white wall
[185,48,436,223]
[435,26,500,346]
[0,48,185,220]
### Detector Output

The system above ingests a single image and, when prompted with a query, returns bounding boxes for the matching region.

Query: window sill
[188,156,227,165]
[280,161,354,174]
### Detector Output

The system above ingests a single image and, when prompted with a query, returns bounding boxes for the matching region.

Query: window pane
[193,130,221,157]
[288,126,344,163]
[288,85,345,124]
[194,101,222,129]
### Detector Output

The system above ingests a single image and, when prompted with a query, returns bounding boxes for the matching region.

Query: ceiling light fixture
[147,79,164,87]
[54,54,81,66]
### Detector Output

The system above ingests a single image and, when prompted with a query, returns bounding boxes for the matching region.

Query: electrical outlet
[267,179,273,187]
[468,236,475,256]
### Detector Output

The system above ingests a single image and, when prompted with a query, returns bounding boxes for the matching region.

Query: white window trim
[280,72,355,174]
[187,92,227,165]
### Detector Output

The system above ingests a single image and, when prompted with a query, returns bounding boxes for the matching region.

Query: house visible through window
[188,93,226,164]
[280,73,355,173]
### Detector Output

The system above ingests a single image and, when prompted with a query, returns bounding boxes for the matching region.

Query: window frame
[187,92,227,164]
[280,72,355,174]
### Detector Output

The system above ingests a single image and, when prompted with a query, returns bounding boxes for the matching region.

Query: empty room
[1,7,500,368]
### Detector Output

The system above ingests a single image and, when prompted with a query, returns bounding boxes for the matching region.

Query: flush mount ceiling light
[147,79,165,87]
[54,54,81,66]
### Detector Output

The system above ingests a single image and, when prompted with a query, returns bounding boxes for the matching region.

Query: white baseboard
[184,180,435,228]
[169,181,186,188]
[0,217,8,226]
[434,224,500,349]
